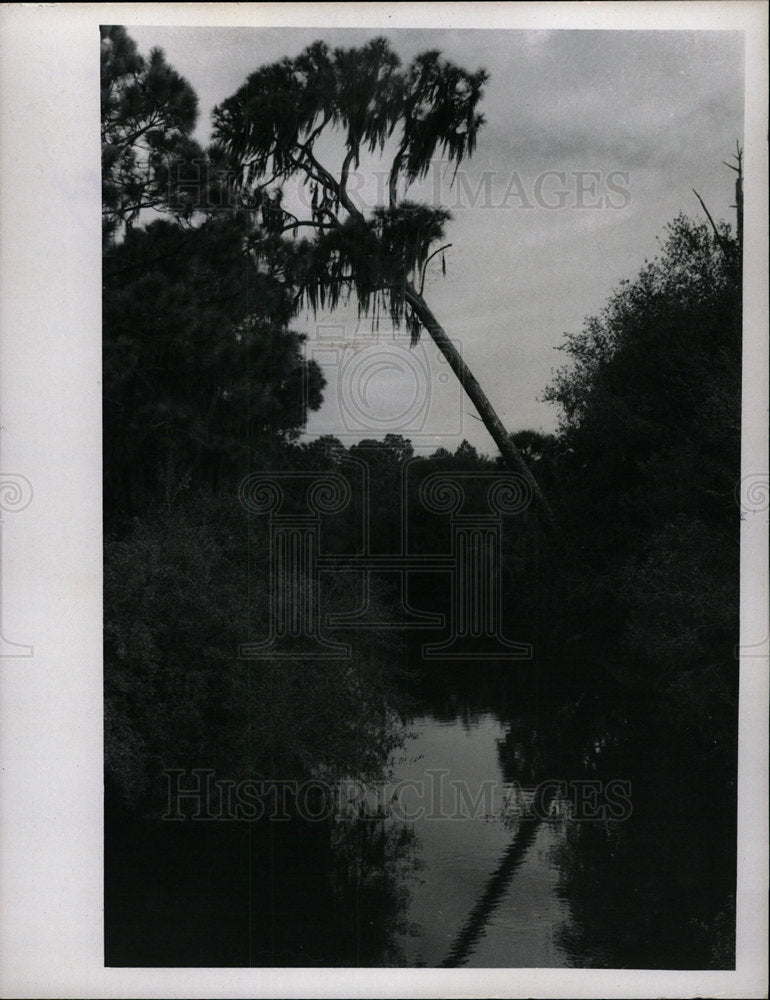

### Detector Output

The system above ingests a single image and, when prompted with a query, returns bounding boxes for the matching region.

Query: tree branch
[279,220,339,234]
[339,148,358,212]
[388,138,409,209]
[419,243,452,296]
[303,113,330,149]
[286,155,332,195]
[294,140,364,223]
[294,142,342,200]
[692,189,729,255]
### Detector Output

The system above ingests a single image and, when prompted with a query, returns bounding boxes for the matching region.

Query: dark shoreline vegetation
[103,27,740,968]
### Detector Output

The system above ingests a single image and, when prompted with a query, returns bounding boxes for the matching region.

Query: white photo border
[0,3,767,997]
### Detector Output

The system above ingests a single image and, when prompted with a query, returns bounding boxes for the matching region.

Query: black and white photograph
[0,3,768,997]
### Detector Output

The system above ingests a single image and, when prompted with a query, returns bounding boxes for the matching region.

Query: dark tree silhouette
[101,29,327,524]
[102,217,326,524]
[101,25,204,239]
[541,211,741,690]
[212,37,555,530]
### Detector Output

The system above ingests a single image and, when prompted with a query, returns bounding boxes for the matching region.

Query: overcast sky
[129,26,744,454]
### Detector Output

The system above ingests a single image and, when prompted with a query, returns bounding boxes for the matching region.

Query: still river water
[372,711,572,967]
[106,665,736,968]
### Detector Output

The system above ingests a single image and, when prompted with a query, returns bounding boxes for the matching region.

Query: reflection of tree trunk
[404,284,556,533]
[441,816,541,967]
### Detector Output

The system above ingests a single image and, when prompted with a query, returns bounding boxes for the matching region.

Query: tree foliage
[102,31,405,816]
[211,37,486,341]
[540,212,741,699]
[103,216,325,525]
[101,29,327,524]
[101,25,203,239]
[545,214,740,533]
[545,215,740,441]
[105,493,405,812]
[212,36,554,527]
[101,28,742,828]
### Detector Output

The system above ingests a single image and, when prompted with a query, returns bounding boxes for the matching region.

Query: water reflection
[372,711,571,967]
[546,694,737,969]
[363,663,736,968]
[105,662,736,968]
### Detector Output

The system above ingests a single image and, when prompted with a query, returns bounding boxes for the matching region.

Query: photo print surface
[102,23,745,970]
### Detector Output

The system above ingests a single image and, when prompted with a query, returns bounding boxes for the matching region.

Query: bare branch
[293,140,365,223]
[294,142,342,200]
[692,189,729,254]
[287,157,332,195]
[419,243,452,296]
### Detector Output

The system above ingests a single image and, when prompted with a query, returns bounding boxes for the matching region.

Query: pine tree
[213,37,555,529]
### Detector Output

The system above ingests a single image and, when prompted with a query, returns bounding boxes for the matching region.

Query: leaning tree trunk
[404,283,556,533]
